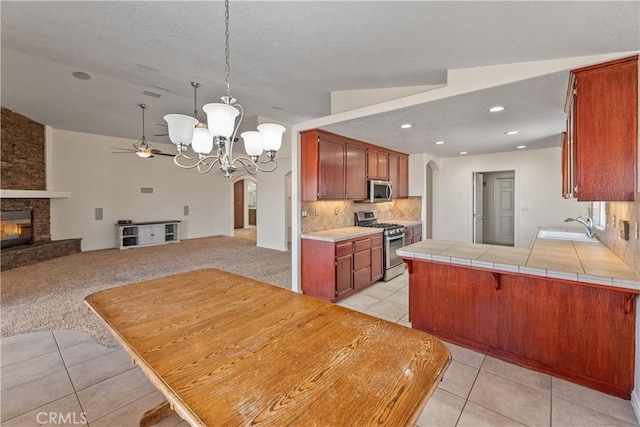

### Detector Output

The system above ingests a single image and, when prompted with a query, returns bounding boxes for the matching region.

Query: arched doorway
[233,176,257,242]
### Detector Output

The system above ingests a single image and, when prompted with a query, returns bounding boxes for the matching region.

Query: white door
[495,177,515,245]
[473,173,484,243]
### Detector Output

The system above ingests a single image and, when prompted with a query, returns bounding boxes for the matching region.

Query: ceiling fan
[112,104,174,158]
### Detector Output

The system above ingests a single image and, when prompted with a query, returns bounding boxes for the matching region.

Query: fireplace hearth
[1,210,34,248]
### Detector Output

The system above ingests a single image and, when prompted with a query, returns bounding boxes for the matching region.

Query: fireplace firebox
[1,210,34,248]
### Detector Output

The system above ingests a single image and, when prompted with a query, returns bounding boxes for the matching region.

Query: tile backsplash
[301,197,422,234]
[596,198,640,276]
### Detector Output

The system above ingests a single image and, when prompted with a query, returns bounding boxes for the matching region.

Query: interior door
[495,177,515,245]
[234,180,244,229]
[473,173,484,243]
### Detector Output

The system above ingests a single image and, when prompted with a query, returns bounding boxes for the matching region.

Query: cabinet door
[398,156,409,198]
[318,137,345,199]
[573,56,637,201]
[371,244,383,282]
[345,143,367,199]
[368,150,388,180]
[388,155,399,198]
[335,254,353,298]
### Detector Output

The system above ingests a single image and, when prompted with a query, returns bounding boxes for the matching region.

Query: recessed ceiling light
[400,123,412,129]
[72,71,91,80]
[434,140,445,145]
[489,106,505,113]
[272,106,285,111]
[517,145,527,149]
[504,130,519,135]
[460,151,468,155]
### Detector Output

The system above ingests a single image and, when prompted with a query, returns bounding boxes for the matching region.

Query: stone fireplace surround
[1,107,80,270]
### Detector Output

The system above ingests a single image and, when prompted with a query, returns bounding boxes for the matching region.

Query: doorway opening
[233,177,257,242]
[473,170,515,246]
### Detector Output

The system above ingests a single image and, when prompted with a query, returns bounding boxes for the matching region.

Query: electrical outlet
[314,209,319,216]
[334,208,339,215]
[301,210,307,217]
[635,222,639,240]
[612,215,617,227]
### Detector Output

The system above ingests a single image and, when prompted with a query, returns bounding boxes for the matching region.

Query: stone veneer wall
[1,107,80,270]
[596,198,640,276]
[1,107,46,190]
[301,196,422,234]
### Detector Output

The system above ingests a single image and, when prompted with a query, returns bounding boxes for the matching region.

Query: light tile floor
[1,272,637,426]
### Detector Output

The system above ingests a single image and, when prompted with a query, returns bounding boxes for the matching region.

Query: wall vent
[141,187,154,194]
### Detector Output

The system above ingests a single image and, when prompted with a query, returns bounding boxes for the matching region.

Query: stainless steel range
[355,211,405,281]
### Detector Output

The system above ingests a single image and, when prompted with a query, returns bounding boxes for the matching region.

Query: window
[590,201,606,229]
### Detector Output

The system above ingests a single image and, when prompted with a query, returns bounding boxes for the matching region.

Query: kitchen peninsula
[398,231,640,399]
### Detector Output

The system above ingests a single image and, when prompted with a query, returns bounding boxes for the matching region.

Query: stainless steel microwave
[368,180,393,203]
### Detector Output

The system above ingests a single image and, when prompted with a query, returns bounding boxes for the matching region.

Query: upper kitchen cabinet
[301,129,367,201]
[367,149,388,180]
[388,154,409,199]
[565,55,638,201]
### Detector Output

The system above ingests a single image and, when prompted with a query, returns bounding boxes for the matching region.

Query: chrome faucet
[564,216,595,238]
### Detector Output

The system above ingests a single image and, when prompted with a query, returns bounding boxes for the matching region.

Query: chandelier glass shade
[162,0,285,177]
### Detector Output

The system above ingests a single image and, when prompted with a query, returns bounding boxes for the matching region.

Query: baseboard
[631,389,640,424]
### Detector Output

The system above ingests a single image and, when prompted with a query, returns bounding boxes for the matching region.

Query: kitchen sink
[536,230,598,242]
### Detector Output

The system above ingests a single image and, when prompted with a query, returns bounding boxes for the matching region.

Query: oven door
[385,234,405,269]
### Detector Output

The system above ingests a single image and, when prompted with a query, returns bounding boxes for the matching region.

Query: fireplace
[1,210,34,248]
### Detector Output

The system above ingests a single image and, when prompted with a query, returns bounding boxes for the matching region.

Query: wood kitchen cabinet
[404,259,636,399]
[301,129,367,201]
[388,154,409,199]
[404,224,422,245]
[564,55,638,201]
[367,149,388,180]
[370,235,384,283]
[301,129,409,202]
[301,231,384,302]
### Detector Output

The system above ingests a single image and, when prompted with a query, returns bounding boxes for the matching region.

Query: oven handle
[386,234,405,243]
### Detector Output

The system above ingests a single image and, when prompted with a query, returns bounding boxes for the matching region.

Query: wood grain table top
[85,269,450,426]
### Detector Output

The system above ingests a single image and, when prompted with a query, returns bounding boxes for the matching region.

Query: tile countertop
[397,228,640,293]
[301,226,383,242]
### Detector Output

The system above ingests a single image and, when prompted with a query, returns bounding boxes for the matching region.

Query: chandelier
[163,0,285,178]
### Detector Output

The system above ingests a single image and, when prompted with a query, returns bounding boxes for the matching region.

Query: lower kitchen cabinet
[302,231,384,302]
[404,259,636,399]
[371,236,384,283]
[404,224,422,245]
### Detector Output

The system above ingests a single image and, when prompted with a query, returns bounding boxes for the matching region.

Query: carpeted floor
[1,236,291,347]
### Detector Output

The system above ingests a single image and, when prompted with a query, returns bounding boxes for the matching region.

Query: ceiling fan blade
[154,152,176,157]
[154,133,168,137]
[156,123,167,127]
[111,151,136,154]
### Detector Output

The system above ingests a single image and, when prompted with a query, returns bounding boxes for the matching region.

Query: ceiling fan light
[257,123,285,152]
[203,103,239,139]
[164,114,198,146]
[241,131,264,156]
[136,150,152,158]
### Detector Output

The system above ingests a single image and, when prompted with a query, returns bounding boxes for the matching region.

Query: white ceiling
[1,1,638,157]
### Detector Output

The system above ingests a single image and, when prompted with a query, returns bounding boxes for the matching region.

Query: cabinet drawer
[353,238,371,252]
[336,242,352,257]
[370,235,383,247]
[353,248,371,271]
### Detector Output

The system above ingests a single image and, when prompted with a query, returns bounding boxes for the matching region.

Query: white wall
[430,147,588,247]
[49,129,233,251]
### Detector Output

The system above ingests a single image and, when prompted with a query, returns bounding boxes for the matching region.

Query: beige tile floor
[1,272,638,426]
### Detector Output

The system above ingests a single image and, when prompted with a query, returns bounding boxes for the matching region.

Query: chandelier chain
[224,0,231,101]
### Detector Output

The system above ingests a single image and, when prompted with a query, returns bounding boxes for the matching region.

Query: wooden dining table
[85,269,450,426]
